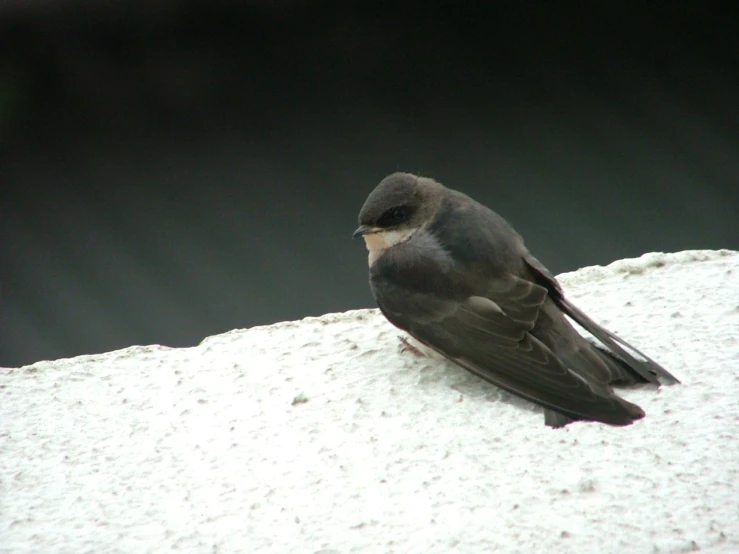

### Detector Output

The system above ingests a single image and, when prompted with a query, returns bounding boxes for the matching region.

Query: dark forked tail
[558,297,680,385]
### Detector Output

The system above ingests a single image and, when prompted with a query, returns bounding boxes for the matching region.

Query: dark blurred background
[1,1,737,367]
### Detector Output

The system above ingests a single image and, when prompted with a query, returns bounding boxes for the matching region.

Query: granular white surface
[2,250,738,554]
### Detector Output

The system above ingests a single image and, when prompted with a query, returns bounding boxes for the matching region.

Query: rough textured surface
[2,250,738,554]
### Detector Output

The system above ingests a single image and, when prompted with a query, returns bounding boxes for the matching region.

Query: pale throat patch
[362,228,416,267]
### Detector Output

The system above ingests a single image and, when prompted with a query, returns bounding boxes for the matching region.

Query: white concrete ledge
[2,250,738,554]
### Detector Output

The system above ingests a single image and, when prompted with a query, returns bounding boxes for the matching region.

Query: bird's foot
[398,335,427,357]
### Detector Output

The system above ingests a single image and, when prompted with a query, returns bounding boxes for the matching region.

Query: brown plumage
[354,172,679,427]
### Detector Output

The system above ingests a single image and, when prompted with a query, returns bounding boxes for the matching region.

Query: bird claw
[398,335,426,357]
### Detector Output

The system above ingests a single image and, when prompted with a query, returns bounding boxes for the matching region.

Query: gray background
[1,2,737,367]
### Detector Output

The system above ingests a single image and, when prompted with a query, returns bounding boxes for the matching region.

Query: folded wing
[374,274,645,426]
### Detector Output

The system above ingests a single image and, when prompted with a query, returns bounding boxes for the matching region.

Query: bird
[353,172,679,428]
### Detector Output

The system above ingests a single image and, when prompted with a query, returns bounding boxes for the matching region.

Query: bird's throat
[363,228,416,267]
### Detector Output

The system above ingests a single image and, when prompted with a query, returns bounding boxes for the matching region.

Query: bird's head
[353,173,444,254]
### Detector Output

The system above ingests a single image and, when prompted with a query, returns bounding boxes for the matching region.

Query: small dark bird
[353,172,679,427]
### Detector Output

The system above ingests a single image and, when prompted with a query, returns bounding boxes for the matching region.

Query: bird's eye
[377,205,412,227]
[391,207,407,221]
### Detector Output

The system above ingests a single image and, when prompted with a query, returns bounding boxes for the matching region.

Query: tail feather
[559,297,680,385]
[590,342,648,386]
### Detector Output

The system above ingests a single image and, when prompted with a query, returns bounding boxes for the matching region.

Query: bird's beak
[352,225,375,238]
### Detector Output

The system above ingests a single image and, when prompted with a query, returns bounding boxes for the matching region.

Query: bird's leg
[398,335,427,357]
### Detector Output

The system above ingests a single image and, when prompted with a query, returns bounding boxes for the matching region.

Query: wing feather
[375,275,643,425]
